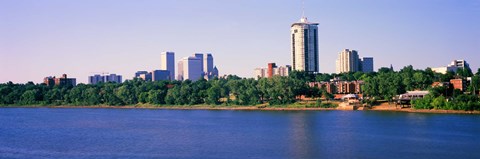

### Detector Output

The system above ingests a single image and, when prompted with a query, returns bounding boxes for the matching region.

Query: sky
[1,0,479,84]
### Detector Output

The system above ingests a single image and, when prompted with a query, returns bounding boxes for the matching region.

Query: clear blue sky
[1,0,479,83]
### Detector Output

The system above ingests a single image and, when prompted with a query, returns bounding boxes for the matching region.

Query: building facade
[336,49,360,73]
[160,52,175,80]
[152,70,171,81]
[432,59,470,74]
[183,56,203,81]
[336,49,374,73]
[89,74,122,84]
[291,17,319,73]
[361,57,374,73]
[44,74,76,86]
[254,63,291,79]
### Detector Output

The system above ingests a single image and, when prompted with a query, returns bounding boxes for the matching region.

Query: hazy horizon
[1,0,479,84]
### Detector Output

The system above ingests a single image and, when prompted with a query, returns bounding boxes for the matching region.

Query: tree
[20,89,41,105]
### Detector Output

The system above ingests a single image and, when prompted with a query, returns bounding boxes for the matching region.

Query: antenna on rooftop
[302,0,305,18]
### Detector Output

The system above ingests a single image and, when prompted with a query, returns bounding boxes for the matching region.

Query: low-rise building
[44,74,76,86]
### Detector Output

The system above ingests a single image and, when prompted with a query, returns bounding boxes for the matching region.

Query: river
[0,108,479,158]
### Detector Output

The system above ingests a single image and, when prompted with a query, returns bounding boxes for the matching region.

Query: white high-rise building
[182,56,203,81]
[336,49,360,73]
[160,51,175,80]
[291,17,319,73]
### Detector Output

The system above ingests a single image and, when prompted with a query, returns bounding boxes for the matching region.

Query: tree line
[1,66,480,110]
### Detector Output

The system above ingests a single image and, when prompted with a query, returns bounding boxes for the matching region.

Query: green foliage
[0,68,478,110]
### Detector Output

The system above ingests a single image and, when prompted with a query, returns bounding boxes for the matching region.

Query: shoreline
[2,105,480,114]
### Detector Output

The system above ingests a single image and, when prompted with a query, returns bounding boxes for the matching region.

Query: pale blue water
[0,108,479,159]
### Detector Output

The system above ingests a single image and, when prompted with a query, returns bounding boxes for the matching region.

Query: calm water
[0,108,479,159]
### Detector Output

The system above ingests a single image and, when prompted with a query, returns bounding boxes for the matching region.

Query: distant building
[152,70,171,81]
[177,60,184,80]
[182,56,203,81]
[255,63,291,79]
[336,49,360,73]
[336,49,374,73]
[44,74,76,86]
[89,74,122,84]
[135,71,149,78]
[308,81,364,95]
[254,68,266,79]
[160,52,175,80]
[291,17,319,73]
[178,53,219,81]
[450,79,467,91]
[203,54,218,80]
[361,57,374,73]
[432,59,470,74]
[267,63,276,78]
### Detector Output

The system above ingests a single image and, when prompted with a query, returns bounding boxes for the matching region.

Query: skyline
[1,0,479,83]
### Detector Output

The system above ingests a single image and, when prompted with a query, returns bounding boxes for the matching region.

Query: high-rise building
[182,56,203,81]
[160,52,175,80]
[203,54,218,80]
[336,49,360,73]
[291,17,319,73]
[254,68,266,79]
[152,70,171,81]
[204,54,213,74]
[361,57,374,73]
[177,60,184,81]
[267,63,277,78]
[194,53,204,73]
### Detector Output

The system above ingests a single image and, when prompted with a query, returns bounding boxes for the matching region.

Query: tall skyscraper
[160,52,175,80]
[291,17,319,73]
[194,53,204,73]
[204,54,213,74]
[177,60,184,80]
[182,56,203,81]
[336,49,360,73]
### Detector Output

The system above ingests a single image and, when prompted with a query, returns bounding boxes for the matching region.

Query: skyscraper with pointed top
[291,16,319,73]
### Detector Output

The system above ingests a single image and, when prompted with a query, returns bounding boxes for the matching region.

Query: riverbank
[2,104,480,114]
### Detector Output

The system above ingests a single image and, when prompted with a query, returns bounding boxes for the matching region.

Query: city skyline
[1,0,479,83]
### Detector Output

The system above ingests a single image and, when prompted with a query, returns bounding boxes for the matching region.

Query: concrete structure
[194,53,204,73]
[160,52,175,80]
[308,80,364,94]
[203,53,218,80]
[44,74,76,86]
[336,49,360,73]
[135,71,148,78]
[432,59,470,74]
[361,57,374,73]
[291,17,319,73]
[336,49,374,73]
[450,79,467,91]
[254,68,266,79]
[267,63,277,78]
[152,70,171,81]
[89,74,122,84]
[177,53,219,81]
[177,60,184,80]
[255,63,291,79]
[182,56,203,81]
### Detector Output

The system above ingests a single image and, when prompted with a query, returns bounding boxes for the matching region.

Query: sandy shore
[2,104,480,114]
